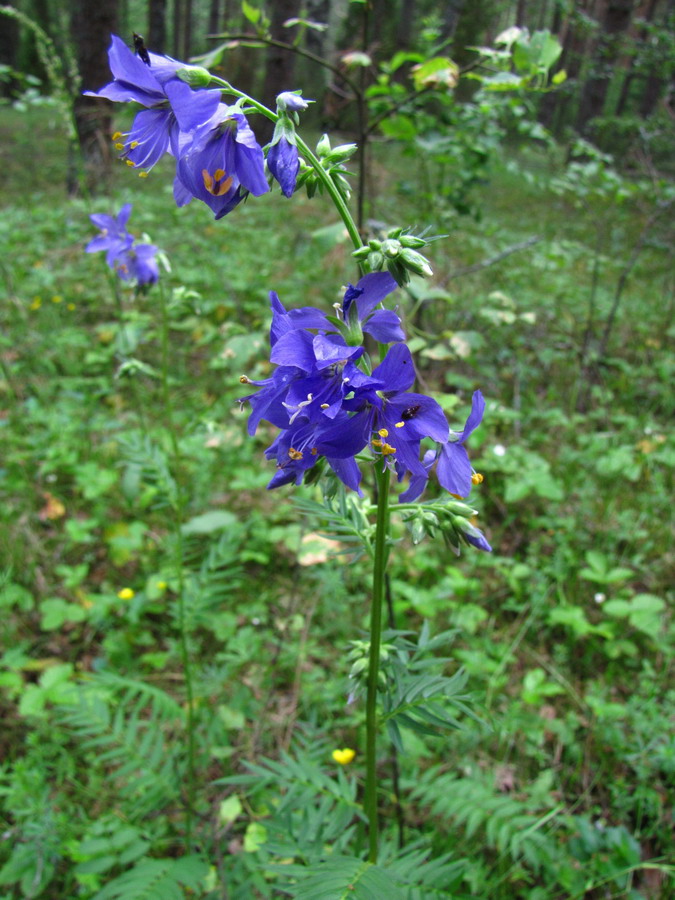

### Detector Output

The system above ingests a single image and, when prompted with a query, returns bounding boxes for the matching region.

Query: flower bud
[177,66,212,88]
[367,250,384,271]
[316,134,332,157]
[381,238,402,259]
[399,234,427,249]
[400,248,433,277]
[276,91,310,112]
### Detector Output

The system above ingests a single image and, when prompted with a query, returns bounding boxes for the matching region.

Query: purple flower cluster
[87,35,270,219]
[241,273,490,549]
[86,203,160,286]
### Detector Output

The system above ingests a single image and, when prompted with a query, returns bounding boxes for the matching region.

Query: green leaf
[219,795,243,824]
[412,56,459,92]
[244,822,267,852]
[291,856,405,899]
[241,1,260,25]
[181,510,238,535]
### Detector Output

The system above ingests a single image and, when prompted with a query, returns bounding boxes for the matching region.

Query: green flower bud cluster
[403,498,489,554]
[352,227,434,286]
[347,639,397,695]
[298,134,357,200]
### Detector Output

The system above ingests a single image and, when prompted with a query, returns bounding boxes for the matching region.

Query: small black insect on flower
[133,32,151,66]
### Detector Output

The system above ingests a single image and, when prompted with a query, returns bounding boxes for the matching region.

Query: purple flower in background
[174,105,268,218]
[113,242,160,286]
[267,137,299,198]
[87,204,160,287]
[86,203,134,266]
[85,35,220,172]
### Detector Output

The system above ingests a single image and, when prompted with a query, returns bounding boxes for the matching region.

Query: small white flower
[594,592,606,604]
[493,444,506,457]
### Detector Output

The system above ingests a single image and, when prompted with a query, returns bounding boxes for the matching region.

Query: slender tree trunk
[440,0,466,43]
[182,0,193,59]
[172,0,183,57]
[70,0,119,195]
[0,9,20,98]
[208,0,221,36]
[148,0,167,52]
[516,0,528,26]
[258,0,302,143]
[577,0,636,134]
[396,0,417,49]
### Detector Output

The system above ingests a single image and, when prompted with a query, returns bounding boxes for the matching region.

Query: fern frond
[93,855,208,900]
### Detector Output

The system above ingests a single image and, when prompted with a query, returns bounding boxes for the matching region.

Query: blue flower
[86,203,134,266]
[398,391,485,501]
[267,137,299,198]
[86,35,220,173]
[340,272,405,343]
[437,391,485,497]
[174,105,268,218]
[86,203,160,286]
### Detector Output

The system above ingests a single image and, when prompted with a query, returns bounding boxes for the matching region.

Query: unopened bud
[276,91,310,112]
[367,250,384,271]
[381,239,402,259]
[177,65,211,87]
[400,248,433,277]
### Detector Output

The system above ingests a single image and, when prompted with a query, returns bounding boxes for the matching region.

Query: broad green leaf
[244,822,267,852]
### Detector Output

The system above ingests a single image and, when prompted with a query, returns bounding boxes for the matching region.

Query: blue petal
[371,342,415,393]
[437,442,472,497]
[363,309,405,343]
[457,390,485,442]
[270,329,317,371]
[267,137,299,198]
[385,393,449,443]
[327,456,363,495]
[107,34,163,96]
[353,271,398,320]
[165,80,221,134]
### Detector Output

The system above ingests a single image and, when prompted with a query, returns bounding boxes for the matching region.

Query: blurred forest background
[0,1,673,899]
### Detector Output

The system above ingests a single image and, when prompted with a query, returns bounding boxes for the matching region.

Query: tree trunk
[148,0,167,53]
[516,0,528,26]
[576,0,636,133]
[0,9,20,98]
[172,0,183,58]
[70,0,119,195]
[208,0,221,36]
[396,0,417,49]
[258,0,302,144]
[182,0,193,59]
[440,0,466,43]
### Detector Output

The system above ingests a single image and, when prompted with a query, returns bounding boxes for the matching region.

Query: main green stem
[365,464,391,863]
[158,282,196,849]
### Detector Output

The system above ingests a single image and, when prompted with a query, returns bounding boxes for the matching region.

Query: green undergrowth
[0,106,673,899]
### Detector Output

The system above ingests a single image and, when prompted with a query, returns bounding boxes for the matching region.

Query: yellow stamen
[239,375,250,384]
[129,140,139,149]
[311,447,318,455]
[202,168,234,197]
[378,428,389,438]
[471,472,484,485]
[288,448,303,460]
[138,171,149,178]
[320,403,329,409]
[395,421,405,428]
[111,131,122,141]
[371,439,382,449]
[381,443,396,455]
[125,159,135,167]
[114,142,125,150]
